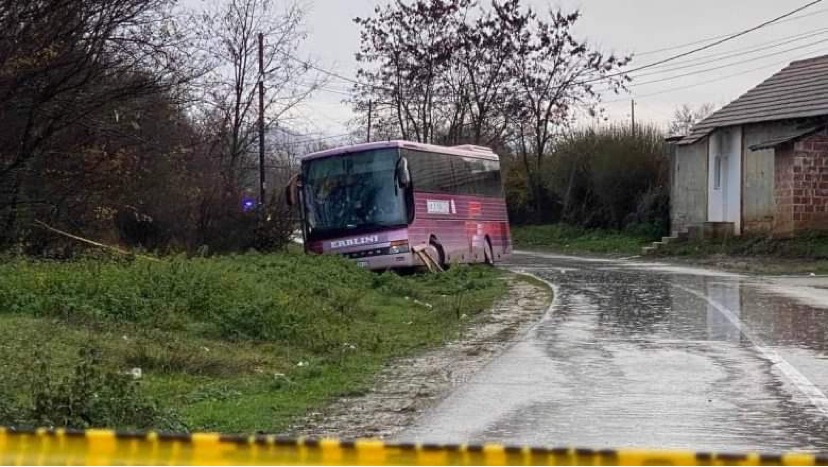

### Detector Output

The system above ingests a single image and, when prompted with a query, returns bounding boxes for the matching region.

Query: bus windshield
[302,148,406,238]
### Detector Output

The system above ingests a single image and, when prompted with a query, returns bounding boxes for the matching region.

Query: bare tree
[507,10,629,177]
[668,103,715,137]
[0,0,197,244]
[175,0,329,251]
[453,0,527,145]
[351,0,630,158]
[191,0,324,188]
[353,0,473,144]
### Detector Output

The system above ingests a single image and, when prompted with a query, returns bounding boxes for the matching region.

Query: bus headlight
[388,240,410,255]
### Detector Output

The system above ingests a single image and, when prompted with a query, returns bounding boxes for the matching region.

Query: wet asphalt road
[398,251,828,452]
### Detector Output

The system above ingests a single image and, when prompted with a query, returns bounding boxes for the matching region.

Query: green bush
[0,254,500,344]
[551,124,667,230]
[506,123,669,234]
[0,348,174,430]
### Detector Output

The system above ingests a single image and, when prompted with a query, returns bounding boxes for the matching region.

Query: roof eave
[676,131,712,146]
[748,124,827,151]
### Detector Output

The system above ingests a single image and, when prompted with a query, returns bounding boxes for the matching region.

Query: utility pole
[631,99,636,138]
[258,32,266,216]
[366,100,373,143]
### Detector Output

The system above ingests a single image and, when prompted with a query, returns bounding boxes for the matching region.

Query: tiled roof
[679,54,828,144]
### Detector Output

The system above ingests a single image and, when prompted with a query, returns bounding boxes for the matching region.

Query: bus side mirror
[285,174,301,207]
[396,157,411,188]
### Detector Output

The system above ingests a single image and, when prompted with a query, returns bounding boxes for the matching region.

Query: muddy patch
[286,275,551,439]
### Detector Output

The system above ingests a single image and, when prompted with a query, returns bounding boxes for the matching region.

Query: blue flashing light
[242,198,256,212]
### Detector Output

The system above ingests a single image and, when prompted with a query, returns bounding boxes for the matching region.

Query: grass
[653,232,828,275]
[0,253,506,433]
[510,224,828,274]
[511,224,656,256]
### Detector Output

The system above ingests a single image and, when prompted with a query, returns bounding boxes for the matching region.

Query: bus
[286,140,511,270]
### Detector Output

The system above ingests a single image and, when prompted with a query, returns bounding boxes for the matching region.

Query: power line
[274,2,825,102]
[279,1,826,118]
[277,50,452,101]
[589,28,828,94]
[634,6,828,57]
[629,26,828,79]
[309,85,353,97]
[590,27,828,93]
[287,77,356,98]
[602,46,828,103]
[271,132,354,147]
[276,49,393,92]
[627,37,828,88]
[581,0,825,84]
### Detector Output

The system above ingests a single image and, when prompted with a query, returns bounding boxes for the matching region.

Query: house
[670,54,828,238]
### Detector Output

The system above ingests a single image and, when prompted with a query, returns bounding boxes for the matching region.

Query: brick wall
[774,146,795,235]
[775,129,828,235]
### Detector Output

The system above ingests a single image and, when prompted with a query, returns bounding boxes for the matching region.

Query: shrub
[507,123,669,231]
[0,347,173,430]
[624,185,671,238]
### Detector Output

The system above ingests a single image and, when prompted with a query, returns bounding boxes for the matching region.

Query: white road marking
[509,253,828,418]
[675,283,828,418]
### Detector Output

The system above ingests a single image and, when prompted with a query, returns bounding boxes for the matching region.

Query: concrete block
[702,222,734,239]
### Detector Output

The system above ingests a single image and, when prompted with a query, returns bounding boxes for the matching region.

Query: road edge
[285,271,553,439]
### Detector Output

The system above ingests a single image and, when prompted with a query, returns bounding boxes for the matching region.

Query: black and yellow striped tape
[0,427,825,466]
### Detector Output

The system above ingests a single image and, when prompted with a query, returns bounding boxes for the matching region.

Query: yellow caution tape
[0,426,825,466]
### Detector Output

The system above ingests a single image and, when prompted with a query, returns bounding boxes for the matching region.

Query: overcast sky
[191,0,828,138]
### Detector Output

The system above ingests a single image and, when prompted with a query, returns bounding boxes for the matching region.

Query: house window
[713,129,729,191]
[714,155,722,190]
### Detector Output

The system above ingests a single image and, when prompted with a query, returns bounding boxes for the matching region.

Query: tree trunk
[1,169,23,246]
[562,160,576,220]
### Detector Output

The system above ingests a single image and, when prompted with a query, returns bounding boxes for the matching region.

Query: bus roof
[300,140,500,162]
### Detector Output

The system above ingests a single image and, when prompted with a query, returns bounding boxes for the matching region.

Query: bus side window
[452,157,502,197]
[483,159,504,197]
[406,149,502,198]
[405,150,454,193]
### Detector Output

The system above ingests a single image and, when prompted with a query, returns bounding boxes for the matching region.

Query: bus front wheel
[429,238,446,270]
[483,238,495,266]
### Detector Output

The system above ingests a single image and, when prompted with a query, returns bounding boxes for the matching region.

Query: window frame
[403,148,504,198]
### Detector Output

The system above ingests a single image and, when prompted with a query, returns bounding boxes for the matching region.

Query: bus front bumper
[350,252,417,270]
[347,244,443,271]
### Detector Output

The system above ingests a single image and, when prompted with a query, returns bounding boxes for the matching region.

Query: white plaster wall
[707,126,742,233]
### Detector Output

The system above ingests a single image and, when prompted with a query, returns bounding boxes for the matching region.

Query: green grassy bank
[0,253,505,433]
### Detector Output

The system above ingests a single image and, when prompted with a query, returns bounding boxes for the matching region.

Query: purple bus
[286,140,511,270]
